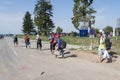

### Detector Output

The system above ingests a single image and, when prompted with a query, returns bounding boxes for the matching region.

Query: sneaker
[106,59,112,63]
[100,58,105,63]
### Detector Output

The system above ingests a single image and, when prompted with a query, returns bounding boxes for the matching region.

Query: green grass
[18,35,120,55]
[69,48,78,51]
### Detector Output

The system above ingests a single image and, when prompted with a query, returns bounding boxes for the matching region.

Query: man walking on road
[56,35,65,58]
[13,35,18,47]
[24,34,30,48]
[97,31,111,63]
[50,32,58,54]
[36,34,42,50]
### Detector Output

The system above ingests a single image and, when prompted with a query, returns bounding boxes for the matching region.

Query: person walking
[50,33,57,54]
[101,33,112,63]
[56,35,65,58]
[24,34,30,48]
[97,32,111,63]
[97,32,106,62]
[105,33,112,50]
[36,34,42,50]
[13,35,18,47]
[49,32,52,52]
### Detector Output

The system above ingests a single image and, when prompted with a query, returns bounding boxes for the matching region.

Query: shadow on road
[64,51,77,58]
[64,51,71,54]
[66,54,77,58]
[109,51,118,62]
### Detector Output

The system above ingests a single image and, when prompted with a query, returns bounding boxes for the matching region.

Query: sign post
[79,25,88,49]
[89,28,95,50]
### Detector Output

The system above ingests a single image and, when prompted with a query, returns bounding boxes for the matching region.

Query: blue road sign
[79,30,88,37]
[90,28,95,35]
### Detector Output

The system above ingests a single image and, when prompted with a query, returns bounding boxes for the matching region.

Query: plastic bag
[103,50,110,59]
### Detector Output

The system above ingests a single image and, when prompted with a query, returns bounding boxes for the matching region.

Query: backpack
[60,39,67,49]
[37,37,41,43]
[14,36,17,41]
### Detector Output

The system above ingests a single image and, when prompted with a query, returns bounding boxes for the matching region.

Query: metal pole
[82,37,84,49]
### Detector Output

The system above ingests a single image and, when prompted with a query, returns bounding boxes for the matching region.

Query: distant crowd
[13,32,66,58]
[13,30,114,62]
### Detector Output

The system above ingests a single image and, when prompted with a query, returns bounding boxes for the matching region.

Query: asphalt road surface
[0,37,120,80]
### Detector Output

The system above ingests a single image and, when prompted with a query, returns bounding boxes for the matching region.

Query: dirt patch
[67,49,120,70]
[69,50,98,61]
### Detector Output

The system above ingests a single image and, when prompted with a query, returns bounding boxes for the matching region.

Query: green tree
[56,26,63,33]
[72,0,95,30]
[70,31,78,37]
[103,26,113,34]
[34,0,55,36]
[22,11,34,34]
[92,27,99,37]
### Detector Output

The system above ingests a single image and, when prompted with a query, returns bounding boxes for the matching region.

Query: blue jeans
[25,41,30,48]
[58,47,64,57]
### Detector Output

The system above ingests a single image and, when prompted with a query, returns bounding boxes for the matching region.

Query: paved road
[0,37,120,80]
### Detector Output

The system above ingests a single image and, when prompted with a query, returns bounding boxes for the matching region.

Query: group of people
[13,31,112,61]
[13,34,41,49]
[13,32,65,58]
[97,31,112,63]
[49,32,65,58]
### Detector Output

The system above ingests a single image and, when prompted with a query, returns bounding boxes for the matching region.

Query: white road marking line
[5,37,18,57]
[11,46,18,57]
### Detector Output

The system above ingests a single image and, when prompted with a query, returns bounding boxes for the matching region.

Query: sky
[0,0,120,34]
